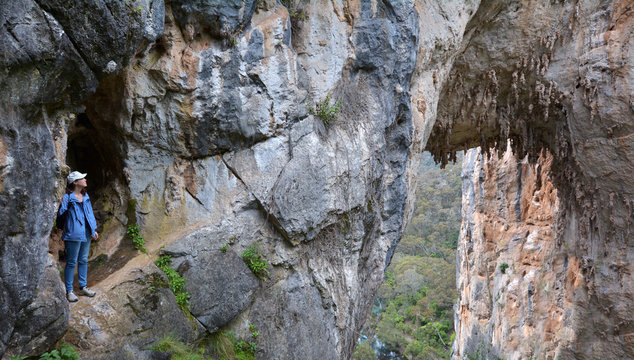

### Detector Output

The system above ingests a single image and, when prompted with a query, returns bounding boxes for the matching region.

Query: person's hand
[93,231,99,240]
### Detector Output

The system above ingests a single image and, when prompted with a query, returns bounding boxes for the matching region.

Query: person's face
[74,177,87,188]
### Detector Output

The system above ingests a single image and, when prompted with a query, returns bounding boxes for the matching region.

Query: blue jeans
[64,225,92,292]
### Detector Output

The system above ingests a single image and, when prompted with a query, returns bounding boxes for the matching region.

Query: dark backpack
[55,203,66,230]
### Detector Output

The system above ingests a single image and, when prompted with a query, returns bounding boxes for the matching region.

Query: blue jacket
[59,192,97,242]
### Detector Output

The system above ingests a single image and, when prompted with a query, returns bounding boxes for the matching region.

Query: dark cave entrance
[66,113,108,203]
[64,110,127,242]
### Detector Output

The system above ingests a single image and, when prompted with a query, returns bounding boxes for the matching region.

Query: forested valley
[355,153,463,360]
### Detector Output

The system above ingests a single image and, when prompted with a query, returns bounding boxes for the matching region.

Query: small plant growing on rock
[155,255,190,311]
[235,340,257,360]
[152,335,207,360]
[499,262,509,274]
[308,92,342,126]
[36,343,79,360]
[210,331,257,360]
[127,224,147,253]
[249,324,259,339]
[241,245,269,280]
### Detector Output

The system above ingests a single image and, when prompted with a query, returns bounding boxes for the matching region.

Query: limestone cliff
[1,0,477,358]
[434,1,633,358]
[0,0,631,359]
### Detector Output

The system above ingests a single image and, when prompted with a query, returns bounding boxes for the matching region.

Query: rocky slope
[0,0,631,359]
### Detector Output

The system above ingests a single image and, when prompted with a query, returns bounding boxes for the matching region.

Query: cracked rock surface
[0,0,632,359]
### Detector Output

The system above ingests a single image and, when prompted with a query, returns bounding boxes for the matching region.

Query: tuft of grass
[155,255,190,311]
[308,92,342,126]
[152,335,208,360]
[499,262,509,274]
[209,331,257,360]
[241,245,269,280]
[127,224,147,253]
[210,331,237,359]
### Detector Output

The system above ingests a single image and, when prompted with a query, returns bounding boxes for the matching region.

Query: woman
[58,171,99,302]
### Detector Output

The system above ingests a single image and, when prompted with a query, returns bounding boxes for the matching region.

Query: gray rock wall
[0,0,631,359]
[0,0,163,356]
[62,1,477,358]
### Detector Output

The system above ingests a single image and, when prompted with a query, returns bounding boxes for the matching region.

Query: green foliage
[152,335,208,360]
[36,344,79,360]
[221,243,229,253]
[281,0,308,23]
[241,245,269,280]
[155,255,190,311]
[249,324,258,339]
[127,224,147,253]
[308,92,342,126]
[234,340,257,360]
[499,262,509,274]
[353,341,377,360]
[209,331,257,360]
[360,152,463,359]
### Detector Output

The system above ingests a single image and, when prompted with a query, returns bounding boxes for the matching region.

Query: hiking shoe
[78,287,96,297]
[67,291,78,302]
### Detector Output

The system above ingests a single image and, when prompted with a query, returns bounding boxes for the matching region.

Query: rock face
[457,145,632,360]
[4,255,69,359]
[0,0,631,359]
[0,0,478,358]
[456,147,563,359]
[432,1,633,359]
[0,0,163,356]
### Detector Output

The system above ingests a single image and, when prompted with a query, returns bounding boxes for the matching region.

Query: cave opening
[66,112,108,204]
[63,109,128,247]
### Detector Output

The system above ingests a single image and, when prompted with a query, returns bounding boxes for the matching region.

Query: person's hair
[66,181,87,195]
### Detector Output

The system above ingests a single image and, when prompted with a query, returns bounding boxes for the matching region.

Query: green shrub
[155,255,190,311]
[241,245,269,280]
[234,340,257,360]
[37,344,79,360]
[353,341,377,360]
[152,335,208,360]
[127,224,147,253]
[499,262,509,274]
[308,92,342,126]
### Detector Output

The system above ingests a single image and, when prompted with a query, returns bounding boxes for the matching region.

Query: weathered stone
[0,104,59,356]
[428,1,633,358]
[170,0,258,40]
[61,263,204,359]
[455,147,561,359]
[248,271,338,360]
[164,228,260,333]
[1,0,632,359]
[0,0,164,356]
[35,0,165,79]
[4,255,68,358]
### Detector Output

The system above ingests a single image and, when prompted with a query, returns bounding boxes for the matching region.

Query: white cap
[67,171,87,184]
